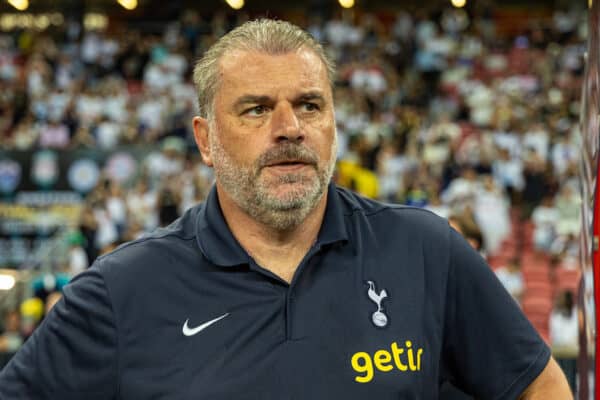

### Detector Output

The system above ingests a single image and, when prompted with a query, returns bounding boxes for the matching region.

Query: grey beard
[245,173,327,231]
[215,163,327,231]
[208,123,337,231]
[211,142,334,231]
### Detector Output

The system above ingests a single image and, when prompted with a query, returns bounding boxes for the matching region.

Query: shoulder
[334,185,450,240]
[93,204,202,278]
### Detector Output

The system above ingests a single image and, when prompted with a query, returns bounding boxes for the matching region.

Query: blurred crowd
[0,6,588,390]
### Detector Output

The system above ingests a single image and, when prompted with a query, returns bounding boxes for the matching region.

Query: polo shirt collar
[315,182,349,248]
[196,182,349,267]
[196,185,249,267]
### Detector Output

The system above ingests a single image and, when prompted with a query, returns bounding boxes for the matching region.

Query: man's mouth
[258,144,318,173]
[267,160,307,166]
[265,160,310,172]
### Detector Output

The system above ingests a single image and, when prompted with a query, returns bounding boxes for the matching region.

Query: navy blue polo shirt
[0,184,550,399]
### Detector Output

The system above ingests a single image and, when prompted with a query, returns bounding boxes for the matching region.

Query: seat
[522,296,553,316]
[521,259,551,273]
[522,266,551,283]
[524,279,553,297]
[554,268,582,294]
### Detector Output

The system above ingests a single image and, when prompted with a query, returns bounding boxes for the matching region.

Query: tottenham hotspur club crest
[366,281,389,328]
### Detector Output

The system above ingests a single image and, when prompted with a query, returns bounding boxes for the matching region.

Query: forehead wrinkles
[216,49,328,98]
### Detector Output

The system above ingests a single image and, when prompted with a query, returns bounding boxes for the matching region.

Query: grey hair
[192,19,336,119]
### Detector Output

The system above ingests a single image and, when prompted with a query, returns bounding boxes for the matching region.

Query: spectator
[532,196,560,252]
[67,231,89,275]
[550,290,579,393]
[0,8,590,394]
[522,122,550,160]
[492,147,524,198]
[441,167,478,208]
[92,196,119,255]
[145,137,187,182]
[45,292,63,315]
[425,189,450,219]
[0,310,22,369]
[78,204,99,264]
[94,115,122,150]
[521,149,549,218]
[11,117,39,150]
[105,181,128,236]
[473,175,511,253]
[494,258,524,303]
[38,117,70,149]
[554,184,581,238]
[157,185,181,226]
[448,211,483,253]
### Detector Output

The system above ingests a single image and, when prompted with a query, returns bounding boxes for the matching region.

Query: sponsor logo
[0,159,21,194]
[31,150,59,189]
[68,158,100,193]
[350,341,424,383]
[182,313,229,337]
[105,152,137,184]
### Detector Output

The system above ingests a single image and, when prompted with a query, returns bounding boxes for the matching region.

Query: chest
[116,245,445,399]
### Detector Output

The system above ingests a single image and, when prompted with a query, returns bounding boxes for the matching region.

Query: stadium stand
[0,2,590,396]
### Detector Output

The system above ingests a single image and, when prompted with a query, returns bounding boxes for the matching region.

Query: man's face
[201,48,337,230]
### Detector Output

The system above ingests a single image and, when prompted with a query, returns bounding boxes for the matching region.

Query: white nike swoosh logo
[182,313,229,336]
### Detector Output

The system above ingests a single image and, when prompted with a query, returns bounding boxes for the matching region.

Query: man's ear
[192,116,213,167]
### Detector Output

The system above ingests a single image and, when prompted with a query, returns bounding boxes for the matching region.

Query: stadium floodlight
[451,0,466,7]
[117,0,138,10]
[7,0,28,11]
[84,13,108,30]
[225,0,244,10]
[338,0,354,8]
[0,274,15,291]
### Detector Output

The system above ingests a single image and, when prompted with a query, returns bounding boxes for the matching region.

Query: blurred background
[0,0,592,397]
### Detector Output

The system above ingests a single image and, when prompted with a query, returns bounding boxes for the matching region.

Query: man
[0,19,571,399]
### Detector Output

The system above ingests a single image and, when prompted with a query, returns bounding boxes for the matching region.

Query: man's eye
[301,102,320,112]
[245,105,268,116]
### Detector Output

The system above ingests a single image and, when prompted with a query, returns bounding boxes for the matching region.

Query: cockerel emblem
[366,280,389,328]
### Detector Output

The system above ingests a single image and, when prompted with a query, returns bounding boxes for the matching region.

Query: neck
[216,184,328,283]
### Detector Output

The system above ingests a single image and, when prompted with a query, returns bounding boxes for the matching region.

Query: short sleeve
[0,266,118,400]
[441,228,551,399]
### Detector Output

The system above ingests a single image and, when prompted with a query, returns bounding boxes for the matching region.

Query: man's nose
[271,102,303,143]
